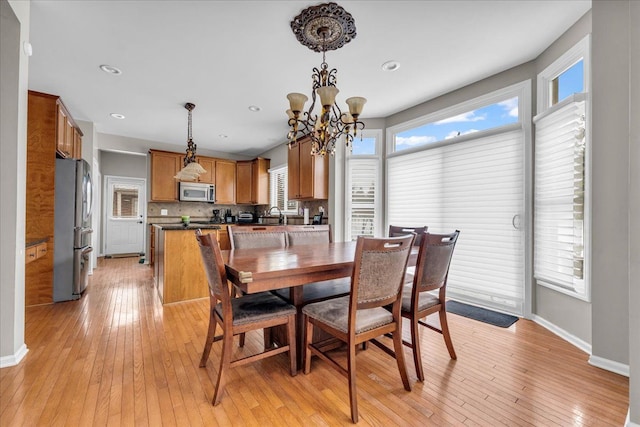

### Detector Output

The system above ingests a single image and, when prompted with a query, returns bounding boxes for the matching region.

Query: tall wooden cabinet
[214,159,236,204]
[288,136,328,200]
[236,157,270,205]
[26,90,83,306]
[149,150,182,202]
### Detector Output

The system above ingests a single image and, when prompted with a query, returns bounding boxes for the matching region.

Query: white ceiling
[28,0,591,158]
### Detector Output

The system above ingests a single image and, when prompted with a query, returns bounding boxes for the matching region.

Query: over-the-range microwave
[179,182,215,202]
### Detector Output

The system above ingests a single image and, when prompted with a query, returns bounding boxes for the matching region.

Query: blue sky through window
[351,137,376,155]
[395,96,519,152]
[557,59,584,103]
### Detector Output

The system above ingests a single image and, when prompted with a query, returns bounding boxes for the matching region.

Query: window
[269,165,298,214]
[387,82,529,315]
[392,97,519,152]
[534,35,590,301]
[345,133,381,240]
[111,185,139,218]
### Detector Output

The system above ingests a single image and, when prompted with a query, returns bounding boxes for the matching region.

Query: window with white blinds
[533,95,587,298]
[346,158,379,240]
[269,165,297,214]
[387,128,525,314]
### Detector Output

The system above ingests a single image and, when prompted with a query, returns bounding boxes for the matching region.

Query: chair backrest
[286,224,332,246]
[227,225,287,249]
[195,230,231,309]
[413,230,460,295]
[388,225,428,246]
[350,234,415,311]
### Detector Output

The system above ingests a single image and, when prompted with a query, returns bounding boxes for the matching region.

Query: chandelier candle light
[174,102,207,180]
[286,2,366,156]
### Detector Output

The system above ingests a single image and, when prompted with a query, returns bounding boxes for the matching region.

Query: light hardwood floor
[1,258,629,426]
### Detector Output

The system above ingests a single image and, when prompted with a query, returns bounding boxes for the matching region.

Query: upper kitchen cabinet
[236,158,270,205]
[288,136,328,200]
[215,159,236,204]
[26,91,83,160]
[149,150,182,201]
[196,157,216,184]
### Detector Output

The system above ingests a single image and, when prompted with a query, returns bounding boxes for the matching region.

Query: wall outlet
[160,209,168,216]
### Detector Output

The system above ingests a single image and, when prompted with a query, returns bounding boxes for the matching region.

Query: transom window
[393,97,519,152]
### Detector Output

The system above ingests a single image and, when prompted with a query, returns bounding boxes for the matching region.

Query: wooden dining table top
[221,241,418,294]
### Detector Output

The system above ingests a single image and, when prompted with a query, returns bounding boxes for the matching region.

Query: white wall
[0,0,29,367]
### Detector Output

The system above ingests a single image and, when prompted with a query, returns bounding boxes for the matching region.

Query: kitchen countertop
[153,223,222,230]
[26,237,49,248]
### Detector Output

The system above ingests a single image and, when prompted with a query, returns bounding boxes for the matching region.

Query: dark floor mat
[447,300,518,328]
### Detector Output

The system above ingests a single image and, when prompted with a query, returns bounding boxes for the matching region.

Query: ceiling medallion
[290,2,357,52]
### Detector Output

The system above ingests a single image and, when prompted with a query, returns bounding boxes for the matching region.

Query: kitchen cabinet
[288,136,328,200]
[54,98,83,159]
[25,242,48,264]
[236,158,270,205]
[215,159,236,204]
[217,225,231,250]
[149,150,182,202]
[149,225,155,267]
[197,157,216,184]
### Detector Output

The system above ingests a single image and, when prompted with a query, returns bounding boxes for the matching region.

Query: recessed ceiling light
[248,105,261,112]
[110,113,125,120]
[100,64,122,75]
[381,60,400,72]
[219,134,228,139]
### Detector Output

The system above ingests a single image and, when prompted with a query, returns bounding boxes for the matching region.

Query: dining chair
[388,225,428,246]
[227,225,287,249]
[227,225,288,347]
[286,224,332,246]
[302,234,415,423]
[195,230,297,405]
[400,230,460,382]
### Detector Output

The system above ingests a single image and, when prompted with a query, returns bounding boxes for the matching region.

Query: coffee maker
[211,209,223,224]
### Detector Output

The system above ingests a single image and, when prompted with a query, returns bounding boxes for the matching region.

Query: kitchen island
[152,223,222,304]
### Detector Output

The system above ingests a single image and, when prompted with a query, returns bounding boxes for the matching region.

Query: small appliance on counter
[238,212,254,223]
[211,209,223,224]
[224,209,236,223]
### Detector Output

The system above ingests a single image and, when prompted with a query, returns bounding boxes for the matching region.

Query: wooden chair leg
[411,316,425,381]
[263,327,273,349]
[199,310,217,368]
[392,324,411,392]
[286,315,297,376]
[439,309,457,359]
[212,327,232,406]
[347,342,358,423]
[303,315,313,374]
[239,332,246,347]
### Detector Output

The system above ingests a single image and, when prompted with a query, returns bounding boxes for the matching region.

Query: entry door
[105,176,146,255]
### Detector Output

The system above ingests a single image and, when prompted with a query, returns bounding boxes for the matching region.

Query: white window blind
[269,165,297,214]
[533,98,586,297]
[387,129,524,315]
[346,158,378,240]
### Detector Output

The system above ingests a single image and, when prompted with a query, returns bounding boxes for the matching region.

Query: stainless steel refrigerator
[53,158,94,302]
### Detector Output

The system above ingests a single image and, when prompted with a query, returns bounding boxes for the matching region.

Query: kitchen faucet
[268,206,284,224]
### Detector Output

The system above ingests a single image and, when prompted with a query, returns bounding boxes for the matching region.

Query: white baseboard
[627,409,640,427]
[589,354,630,377]
[0,344,28,368]
[532,314,592,354]
[532,314,630,377]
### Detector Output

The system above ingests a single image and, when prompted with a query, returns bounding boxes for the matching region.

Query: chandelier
[174,102,207,180]
[286,2,366,156]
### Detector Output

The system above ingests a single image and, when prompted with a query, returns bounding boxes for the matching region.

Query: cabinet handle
[29,253,35,258]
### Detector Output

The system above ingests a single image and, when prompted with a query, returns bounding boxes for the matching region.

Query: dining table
[221,240,418,365]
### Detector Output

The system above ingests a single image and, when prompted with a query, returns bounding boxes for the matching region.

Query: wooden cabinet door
[298,138,315,199]
[56,104,69,158]
[73,128,82,159]
[64,118,74,158]
[150,150,182,201]
[197,157,215,184]
[236,161,253,204]
[288,143,301,199]
[253,158,270,205]
[217,225,231,250]
[215,160,236,204]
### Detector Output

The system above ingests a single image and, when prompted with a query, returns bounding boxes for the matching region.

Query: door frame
[103,175,147,256]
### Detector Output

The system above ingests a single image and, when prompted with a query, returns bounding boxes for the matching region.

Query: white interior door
[105,176,146,256]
